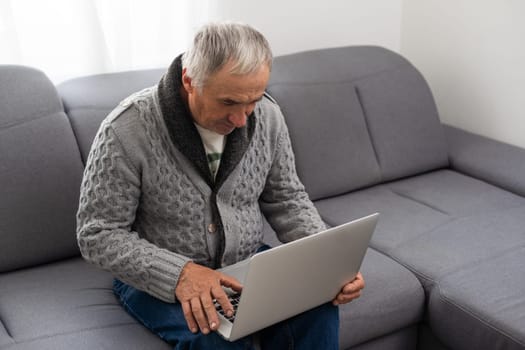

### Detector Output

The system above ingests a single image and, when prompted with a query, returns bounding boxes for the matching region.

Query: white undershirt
[194,123,226,179]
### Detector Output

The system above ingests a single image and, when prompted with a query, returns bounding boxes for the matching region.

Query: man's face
[182,61,270,135]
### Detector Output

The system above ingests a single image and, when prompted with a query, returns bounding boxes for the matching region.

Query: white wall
[401,0,525,148]
[204,0,403,56]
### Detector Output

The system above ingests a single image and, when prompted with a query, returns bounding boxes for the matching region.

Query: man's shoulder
[97,86,163,154]
[253,92,289,150]
[104,86,158,129]
[257,92,284,124]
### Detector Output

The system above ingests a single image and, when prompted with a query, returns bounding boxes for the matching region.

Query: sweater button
[207,223,217,234]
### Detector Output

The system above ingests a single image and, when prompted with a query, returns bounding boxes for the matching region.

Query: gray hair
[182,22,273,89]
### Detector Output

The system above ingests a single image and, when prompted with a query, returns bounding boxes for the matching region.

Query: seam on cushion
[382,223,525,291]
[384,205,525,280]
[387,188,450,216]
[0,111,65,133]
[434,280,525,347]
[386,173,525,218]
[366,243,438,291]
[267,62,410,89]
[62,105,86,166]
[389,216,458,253]
[354,85,382,177]
[367,247,428,298]
[2,321,138,348]
[66,122,85,166]
[316,188,453,281]
[0,311,13,339]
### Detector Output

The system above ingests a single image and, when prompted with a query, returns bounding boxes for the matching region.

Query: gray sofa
[1,46,524,350]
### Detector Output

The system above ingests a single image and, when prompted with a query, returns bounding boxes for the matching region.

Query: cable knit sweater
[76,62,326,303]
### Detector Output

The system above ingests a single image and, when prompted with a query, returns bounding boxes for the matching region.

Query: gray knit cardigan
[76,84,325,303]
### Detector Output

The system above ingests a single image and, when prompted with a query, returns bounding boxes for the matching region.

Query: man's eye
[223,100,236,106]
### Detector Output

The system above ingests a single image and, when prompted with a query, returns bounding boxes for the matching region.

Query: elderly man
[76,22,364,349]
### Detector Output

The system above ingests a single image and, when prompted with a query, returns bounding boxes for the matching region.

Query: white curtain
[0,0,210,83]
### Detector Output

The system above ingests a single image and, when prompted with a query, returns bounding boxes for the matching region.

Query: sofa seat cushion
[314,184,451,255]
[339,249,424,349]
[314,170,525,284]
[0,257,169,349]
[0,324,169,350]
[429,246,525,350]
[387,170,525,217]
[392,205,525,288]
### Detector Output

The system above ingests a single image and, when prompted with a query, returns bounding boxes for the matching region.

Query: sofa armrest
[444,124,525,197]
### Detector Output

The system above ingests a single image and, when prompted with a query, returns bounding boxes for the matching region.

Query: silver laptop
[215,212,379,341]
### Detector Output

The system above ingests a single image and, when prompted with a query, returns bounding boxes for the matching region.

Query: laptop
[215,212,379,341]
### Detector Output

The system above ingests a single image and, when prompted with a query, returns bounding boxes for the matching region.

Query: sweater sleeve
[76,118,191,303]
[259,117,327,242]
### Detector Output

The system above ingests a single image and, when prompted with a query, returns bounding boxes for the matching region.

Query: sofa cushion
[339,249,423,349]
[0,257,169,349]
[354,64,448,181]
[387,170,525,217]
[57,69,164,163]
[1,324,170,350]
[314,185,451,255]
[393,205,525,288]
[268,81,381,200]
[429,246,525,350]
[268,46,448,201]
[314,170,525,273]
[0,66,84,272]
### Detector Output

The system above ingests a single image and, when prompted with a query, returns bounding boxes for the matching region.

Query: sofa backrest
[57,69,165,163]
[0,66,84,272]
[267,46,449,201]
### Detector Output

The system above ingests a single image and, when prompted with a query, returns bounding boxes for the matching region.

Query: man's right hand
[175,262,243,334]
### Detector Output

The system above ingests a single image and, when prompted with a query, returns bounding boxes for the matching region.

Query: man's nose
[228,111,248,128]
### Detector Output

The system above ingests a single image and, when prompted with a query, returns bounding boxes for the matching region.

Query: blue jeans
[113,253,339,349]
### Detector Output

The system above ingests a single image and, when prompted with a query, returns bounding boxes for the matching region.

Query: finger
[212,285,234,318]
[343,281,363,294]
[200,292,220,331]
[220,274,243,292]
[355,272,365,288]
[181,301,199,334]
[334,290,362,305]
[190,297,210,334]
[343,277,365,294]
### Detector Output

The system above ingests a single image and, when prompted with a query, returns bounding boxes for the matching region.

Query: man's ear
[181,68,194,93]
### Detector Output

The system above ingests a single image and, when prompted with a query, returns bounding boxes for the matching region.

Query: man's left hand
[332,272,365,306]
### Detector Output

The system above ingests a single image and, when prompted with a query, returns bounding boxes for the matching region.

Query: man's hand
[175,262,243,334]
[333,272,365,306]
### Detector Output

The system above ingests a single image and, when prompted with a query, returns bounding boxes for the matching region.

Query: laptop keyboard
[214,292,241,322]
